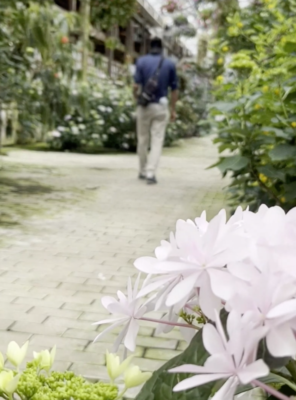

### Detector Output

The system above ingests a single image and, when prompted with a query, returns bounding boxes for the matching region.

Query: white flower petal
[134,257,160,274]
[202,324,225,355]
[199,276,221,320]
[208,268,236,301]
[212,376,238,400]
[173,373,230,392]
[124,318,139,352]
[267,324,296,357]
[267,299,296,320]
[237,360,269,384]
[166,273,200,307]
[94,318,128,342]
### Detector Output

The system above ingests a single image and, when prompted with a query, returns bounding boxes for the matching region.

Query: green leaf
[209,101,239,113]
[284,182,296,202]
[261,127,290,138]
[216,155,249,173]
[236,372,293,395]
[257,165,286,181]
[135,330,214,400]
[269,144,296,161]
[284,42,296,53]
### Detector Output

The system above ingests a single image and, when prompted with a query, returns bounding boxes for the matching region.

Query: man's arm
[133,59,142,101]
[169,64,179,121]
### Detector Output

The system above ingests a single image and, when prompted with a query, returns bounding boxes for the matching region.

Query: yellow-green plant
[210,0,296,211]
[0,341,117,400]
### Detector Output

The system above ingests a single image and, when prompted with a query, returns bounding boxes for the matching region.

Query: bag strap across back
[153,57,164,79]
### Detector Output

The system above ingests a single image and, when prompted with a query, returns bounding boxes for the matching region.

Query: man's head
[150,37,163,53]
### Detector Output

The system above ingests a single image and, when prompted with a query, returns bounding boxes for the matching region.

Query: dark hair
[150,37,163,50]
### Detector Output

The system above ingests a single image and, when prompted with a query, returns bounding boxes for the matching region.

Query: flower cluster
[95,205,296,400]
[0,341,118,400]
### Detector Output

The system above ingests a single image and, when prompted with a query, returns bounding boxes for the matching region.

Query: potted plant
[173,14,188,26]
[162,0,179,13]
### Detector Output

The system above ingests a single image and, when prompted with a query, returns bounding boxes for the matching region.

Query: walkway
[0,137,227,390]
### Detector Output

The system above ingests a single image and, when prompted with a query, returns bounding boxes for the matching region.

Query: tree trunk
[70,0,77,11]
[0,104,2,154]
[80,0,91,82]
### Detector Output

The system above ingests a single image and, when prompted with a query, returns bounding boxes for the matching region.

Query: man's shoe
[138,173,146,180]
[147,176,157,185]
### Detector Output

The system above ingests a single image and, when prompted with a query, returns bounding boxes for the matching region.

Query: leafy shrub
[49,81,136,152]
[210,0,296,211]
[48,75,204,152]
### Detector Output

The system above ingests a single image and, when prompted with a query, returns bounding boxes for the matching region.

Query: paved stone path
[0,137,227,394]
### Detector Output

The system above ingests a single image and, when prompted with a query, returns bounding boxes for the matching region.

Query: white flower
[64,115,72,121]
[93,92,103,99]
[215,115,225,122]
[107,107,113,113]
[122,143,129,149]
[93,275,153,352]
[135,209,247,319]
[78,124,86,130]
[0,371,20,395]
[98,105,106,112]
[33,346,56,371]
[106,351,133,383]
[91,133,99,139]
[51,130,61,138]
[109,127,117,133]
[71,126,79,135]
[7,341,28,368]
[226,272,296,357]
[170,311,269,399]
[57,126,66,132]
[124,365,152,389]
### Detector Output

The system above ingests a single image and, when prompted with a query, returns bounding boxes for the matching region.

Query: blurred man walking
[133,37,178,185]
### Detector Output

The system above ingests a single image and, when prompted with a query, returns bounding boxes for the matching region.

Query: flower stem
[140,317,199,329]
[252,379,292,400]
[116,388,127,400]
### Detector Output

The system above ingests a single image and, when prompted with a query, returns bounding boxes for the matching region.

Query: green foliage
[0,0,79,143]
[210,0,296,211]
[135,329,215,400]
[16,360,118,400]
[90,0,138,29]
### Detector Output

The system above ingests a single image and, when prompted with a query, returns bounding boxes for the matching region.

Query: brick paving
[0,137,227,393]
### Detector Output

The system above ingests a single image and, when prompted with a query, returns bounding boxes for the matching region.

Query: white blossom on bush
[95,205,296,400]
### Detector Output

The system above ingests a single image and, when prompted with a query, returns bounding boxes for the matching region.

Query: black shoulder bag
[138,57,164,107]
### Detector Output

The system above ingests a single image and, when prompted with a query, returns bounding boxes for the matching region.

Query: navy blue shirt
[134,54,178,103]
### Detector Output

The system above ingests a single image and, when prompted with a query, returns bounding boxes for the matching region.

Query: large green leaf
[135,330,215,400]
[269,144,296,161]
[217,155,249,173]
[209,101,239,113]
[257,165,286,181]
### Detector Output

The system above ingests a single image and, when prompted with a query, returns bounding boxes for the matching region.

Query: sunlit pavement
[0,136,227,385]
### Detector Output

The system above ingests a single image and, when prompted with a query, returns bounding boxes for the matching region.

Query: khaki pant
[136,103,169,178]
